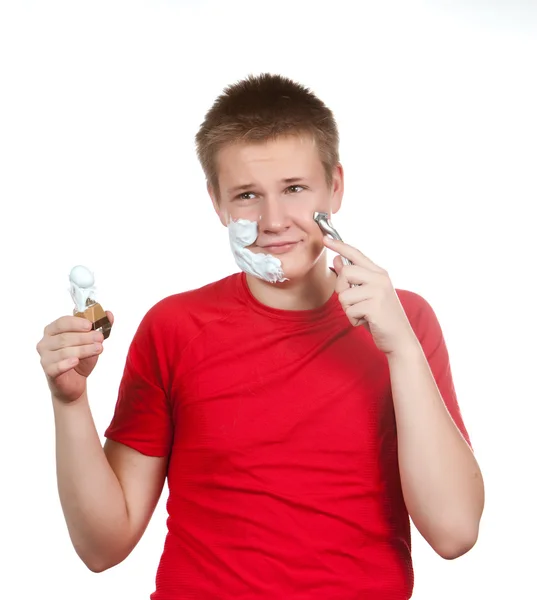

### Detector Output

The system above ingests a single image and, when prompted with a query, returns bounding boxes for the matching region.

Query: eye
[286,185,305,194]
[237,192,256,201]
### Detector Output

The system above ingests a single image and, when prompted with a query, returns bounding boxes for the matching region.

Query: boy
[37,73,484,599]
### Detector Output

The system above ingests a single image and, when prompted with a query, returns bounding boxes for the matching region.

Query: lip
[259,241,299,254]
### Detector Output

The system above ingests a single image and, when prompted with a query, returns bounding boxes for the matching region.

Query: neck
[245,255,337,311]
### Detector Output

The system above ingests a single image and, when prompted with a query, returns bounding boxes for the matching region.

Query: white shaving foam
[69,265,97,311]
[228,219,288,283]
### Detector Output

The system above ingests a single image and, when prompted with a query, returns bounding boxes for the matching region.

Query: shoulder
[396,288,432,315]
[136,273,243,343]
[395,288,443,337]
[395,289,453,360]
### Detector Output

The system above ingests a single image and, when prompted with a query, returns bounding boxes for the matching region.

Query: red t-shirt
[105,271,470,600]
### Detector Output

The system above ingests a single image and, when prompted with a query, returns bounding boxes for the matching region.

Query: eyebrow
[227,177,308,195]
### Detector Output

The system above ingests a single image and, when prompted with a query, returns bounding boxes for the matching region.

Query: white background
[1,1,536,598]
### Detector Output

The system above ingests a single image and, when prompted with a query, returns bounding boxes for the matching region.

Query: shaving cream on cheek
[228,219,288,283]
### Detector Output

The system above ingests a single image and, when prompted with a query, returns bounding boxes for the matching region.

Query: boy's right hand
[36,311,114,404]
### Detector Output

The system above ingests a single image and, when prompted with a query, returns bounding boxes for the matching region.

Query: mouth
[258,241,300,254]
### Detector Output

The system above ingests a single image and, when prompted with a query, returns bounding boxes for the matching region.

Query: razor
[313,212,352,266]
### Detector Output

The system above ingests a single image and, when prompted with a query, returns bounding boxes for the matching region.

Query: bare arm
[53,393,167,572]
[320,238,484,559]
[38,314,167,572]
[387,340,484,559]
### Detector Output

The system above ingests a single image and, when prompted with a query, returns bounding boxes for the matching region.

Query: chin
[276,259,316,283]
[257,243,324,283]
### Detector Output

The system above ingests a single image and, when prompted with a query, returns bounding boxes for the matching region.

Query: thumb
[333,255,344,275]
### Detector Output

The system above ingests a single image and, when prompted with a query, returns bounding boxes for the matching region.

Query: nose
[258,195,290,233]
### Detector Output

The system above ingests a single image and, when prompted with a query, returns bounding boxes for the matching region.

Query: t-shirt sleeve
[104,304,174,457]
[406,292,472,448]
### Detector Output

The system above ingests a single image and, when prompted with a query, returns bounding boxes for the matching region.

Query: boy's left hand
[323,237,418,356]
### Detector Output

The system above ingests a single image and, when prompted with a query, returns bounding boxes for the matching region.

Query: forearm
[52,392,131,571]
[387,339,484,558]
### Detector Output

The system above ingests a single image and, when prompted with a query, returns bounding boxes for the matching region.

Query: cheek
[291,192,331,221]
[308,237,326,258]
[293,212,325,244]
[221,204,262,225]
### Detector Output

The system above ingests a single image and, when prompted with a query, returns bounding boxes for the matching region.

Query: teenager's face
[210,135,344,282]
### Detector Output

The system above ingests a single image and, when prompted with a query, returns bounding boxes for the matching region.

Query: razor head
[312,211,343,241]
[313,211,329,223]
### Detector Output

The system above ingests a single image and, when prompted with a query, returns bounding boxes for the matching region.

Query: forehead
[216,135,324,184]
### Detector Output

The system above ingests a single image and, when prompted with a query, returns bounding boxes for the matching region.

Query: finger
[105,310,114,326]
[44,356,81,379]
[42,343,103,375]
[344,302,371,327]
[46,330,103,352]
[323,237,384,272]
[338,285,372,309]
[44,316,92,337]
[333,255,344,275]
[336,265,374,291]
[54,342,103,363]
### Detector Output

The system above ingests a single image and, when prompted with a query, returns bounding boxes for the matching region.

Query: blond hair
[195,73,340,195]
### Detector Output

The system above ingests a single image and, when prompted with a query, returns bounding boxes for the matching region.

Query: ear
[330,163,344,215]
[208,182,228,227]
